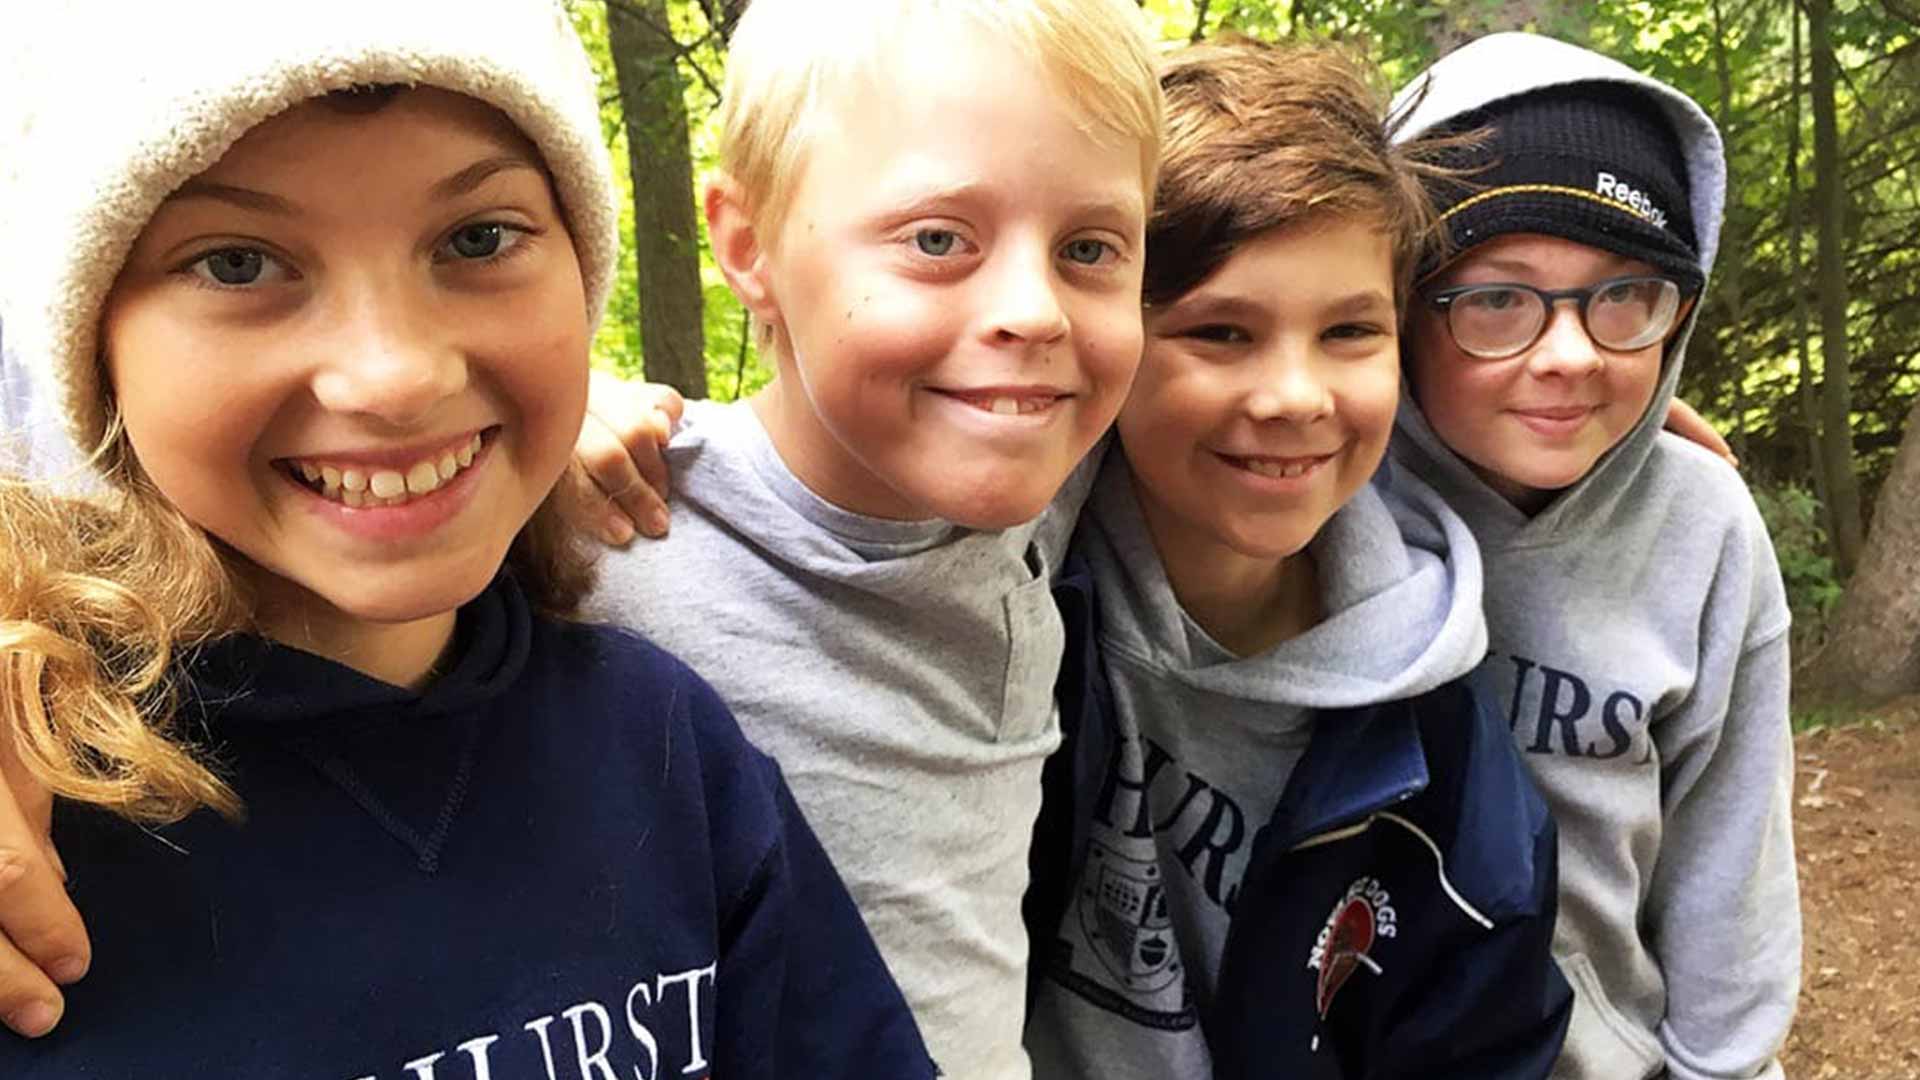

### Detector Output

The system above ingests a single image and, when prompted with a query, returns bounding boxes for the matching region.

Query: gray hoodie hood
[1388,32,1728,548]
[1081,448,1488,710]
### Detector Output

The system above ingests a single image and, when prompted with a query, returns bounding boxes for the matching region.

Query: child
[1389,32,1800,1080]
[0,3,1162,1071]
[1022,38,1570,1079]
[0,1,932,1074]
[568,3,1162,1075]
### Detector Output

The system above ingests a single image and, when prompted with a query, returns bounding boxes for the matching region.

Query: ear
[705,177,780,326]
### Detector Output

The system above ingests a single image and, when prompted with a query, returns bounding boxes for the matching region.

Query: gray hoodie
[1026,448,1489,1079]
[582,399,1089,1080]
[1390,32,1800,1080]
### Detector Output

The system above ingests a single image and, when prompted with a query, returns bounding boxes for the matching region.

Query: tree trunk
[1425,0,1589,55]
[1803,395,1920,705]
[1708,0,1750,463]
[607,0,708,398]
[1808,0,1866,571]
[1787,1,1834,528]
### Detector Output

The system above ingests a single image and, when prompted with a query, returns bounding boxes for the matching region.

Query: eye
[1183,324,1250,344]
[914,228,960,257]
[1061,238,1115,266]
[1325,323,1384,341]
[438,222,528,263]
[187,247,289,288]
[1460,286,1525,311]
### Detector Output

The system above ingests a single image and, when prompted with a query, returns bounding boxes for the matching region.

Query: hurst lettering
[1498,653,1647,761]
[1091,732,1251,911]
[346,963,718,1080]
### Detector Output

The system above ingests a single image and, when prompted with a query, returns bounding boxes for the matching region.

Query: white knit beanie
[0,0,619,460]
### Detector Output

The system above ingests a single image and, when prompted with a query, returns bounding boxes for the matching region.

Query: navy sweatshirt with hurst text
[2,576,933,1080]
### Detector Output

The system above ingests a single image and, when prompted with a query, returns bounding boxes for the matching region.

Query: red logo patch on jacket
[1307,877,1396,1021]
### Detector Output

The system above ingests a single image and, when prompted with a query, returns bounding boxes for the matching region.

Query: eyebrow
[429,154,546,200]
[163,154,545,216]
[1165,289,1393,323]
[873,182,1140,228]
[167,180,298,215]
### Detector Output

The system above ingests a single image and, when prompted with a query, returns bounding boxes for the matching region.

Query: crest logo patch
[1078,839,1180,993]
[1307,877,1396,1019]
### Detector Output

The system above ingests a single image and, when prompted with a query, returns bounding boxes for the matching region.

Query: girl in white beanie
[0,3,932,1075]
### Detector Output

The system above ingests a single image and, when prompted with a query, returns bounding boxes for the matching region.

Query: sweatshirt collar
[182,573,533,734]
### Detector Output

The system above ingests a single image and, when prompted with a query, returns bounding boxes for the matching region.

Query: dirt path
[1781,701,1920,1079]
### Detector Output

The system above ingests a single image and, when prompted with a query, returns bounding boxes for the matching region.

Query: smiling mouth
[932,389,1070,416]
[279,429,494,508]
[1219,451,1336,479]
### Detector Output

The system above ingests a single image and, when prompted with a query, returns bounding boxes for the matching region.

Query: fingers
[1664,397,1737,468]
[575,412,672,544]
[581,371,681,543]
[0,861,67,1039]
[0,753,86,1038]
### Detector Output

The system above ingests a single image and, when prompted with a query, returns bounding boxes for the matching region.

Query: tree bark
[1708,0,1751,462]
[608,0,709,398]
[1808,0,1866,571]
[1804,394,1920,705]
[1425,0,1589,55]
[1787,0,1835,529]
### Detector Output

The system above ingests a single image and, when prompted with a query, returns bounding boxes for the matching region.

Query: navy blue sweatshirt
[3,576,933,1079]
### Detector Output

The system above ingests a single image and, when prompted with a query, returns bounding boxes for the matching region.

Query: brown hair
[1144,36,1462,310]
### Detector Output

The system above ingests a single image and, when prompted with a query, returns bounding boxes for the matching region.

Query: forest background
[567,0,1919,714]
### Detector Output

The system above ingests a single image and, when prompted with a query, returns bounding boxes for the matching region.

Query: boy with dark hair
[1023,37,1571,1079]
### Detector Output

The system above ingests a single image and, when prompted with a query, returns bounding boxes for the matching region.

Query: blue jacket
[7,575,933,1079]
[1028,563,1572,1079]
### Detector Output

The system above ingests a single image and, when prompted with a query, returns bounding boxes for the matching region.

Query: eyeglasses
[1422,275,1685,360]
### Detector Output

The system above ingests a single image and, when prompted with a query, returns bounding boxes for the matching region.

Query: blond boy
[573,3,1161,1076]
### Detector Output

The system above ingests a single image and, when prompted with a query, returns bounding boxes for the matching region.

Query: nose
[1245,341,1333,423]
[980,242,1069,348]
[1524,301,1604,379]
[309,287,466,428]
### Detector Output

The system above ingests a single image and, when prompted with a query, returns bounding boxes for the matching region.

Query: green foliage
[576,0,1917,468]
[1752,481,1845,646]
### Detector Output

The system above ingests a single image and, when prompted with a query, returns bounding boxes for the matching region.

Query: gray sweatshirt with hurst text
[1390,33,1800,1080]
[582,399,1090,1080]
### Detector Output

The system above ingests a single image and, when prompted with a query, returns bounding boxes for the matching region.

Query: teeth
[992,397,1019,416]
[1244,459,1316,479]
[290,432,486,508]
[369,470,406,498]
[405,461,442,495]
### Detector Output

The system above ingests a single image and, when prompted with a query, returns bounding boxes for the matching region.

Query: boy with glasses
[1392,33,1800,1080]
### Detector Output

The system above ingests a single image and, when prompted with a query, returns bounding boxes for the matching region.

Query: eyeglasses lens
[1448,287,1545,358]
[1586,278,1681,351]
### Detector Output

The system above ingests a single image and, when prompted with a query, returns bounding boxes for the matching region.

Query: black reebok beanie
[1423,82,1704,293]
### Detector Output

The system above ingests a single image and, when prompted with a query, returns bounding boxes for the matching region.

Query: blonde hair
[718,0,1165,244]
[0,419,597,826]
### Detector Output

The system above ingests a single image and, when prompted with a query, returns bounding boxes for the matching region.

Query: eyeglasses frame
[1420,274,1688,361]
